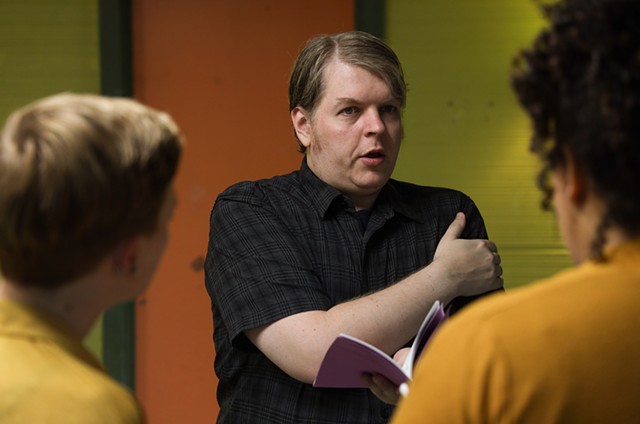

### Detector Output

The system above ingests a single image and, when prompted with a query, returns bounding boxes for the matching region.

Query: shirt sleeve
[460,196,488,240]
[205,184,332,348]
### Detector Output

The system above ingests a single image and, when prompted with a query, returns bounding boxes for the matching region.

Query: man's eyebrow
[335,97,359,104]
[334,96,399,104]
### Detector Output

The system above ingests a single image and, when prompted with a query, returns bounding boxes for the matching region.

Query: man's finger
[440,212,466,242]
[486,241,498,253]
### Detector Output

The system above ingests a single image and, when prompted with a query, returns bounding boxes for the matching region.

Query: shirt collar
[298,158,424,223]
[377,181,425,223]
[602,239,640,263]
[0,299,103,370]
[298,158,343,219]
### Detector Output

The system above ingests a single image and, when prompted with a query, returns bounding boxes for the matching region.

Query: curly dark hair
[511,0,640,260]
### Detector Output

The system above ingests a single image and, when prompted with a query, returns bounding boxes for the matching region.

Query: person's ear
[562,146,588,206]
[291,106,312,149]
[113,238,138,276]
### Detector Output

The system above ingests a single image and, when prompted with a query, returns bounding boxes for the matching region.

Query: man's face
[292,58,403,209]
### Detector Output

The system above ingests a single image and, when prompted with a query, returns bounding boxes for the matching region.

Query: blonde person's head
[0,93,183,288]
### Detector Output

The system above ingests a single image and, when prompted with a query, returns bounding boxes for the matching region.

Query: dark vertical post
[355,0,386,39]
[99,0,132,97]
[98,0,135,390]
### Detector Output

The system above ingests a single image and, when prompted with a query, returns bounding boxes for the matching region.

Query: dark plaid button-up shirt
[205,159,492,423]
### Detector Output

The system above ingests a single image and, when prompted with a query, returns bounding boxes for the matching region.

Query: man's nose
[364,108,385,135]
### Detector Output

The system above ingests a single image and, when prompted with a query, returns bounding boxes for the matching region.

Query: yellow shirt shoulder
[0,300,145,424]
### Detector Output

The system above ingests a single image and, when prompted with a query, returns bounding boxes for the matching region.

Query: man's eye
[380,105,398,114]
[341,107,356,115]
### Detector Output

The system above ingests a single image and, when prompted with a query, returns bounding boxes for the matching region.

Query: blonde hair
[0,93,183,288]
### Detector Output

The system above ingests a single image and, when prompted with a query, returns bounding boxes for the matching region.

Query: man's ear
[562,146,588,205]
[291,106,312,149]
[113,238,138,275]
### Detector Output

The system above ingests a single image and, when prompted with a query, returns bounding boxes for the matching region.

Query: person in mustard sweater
[0,93,183,423]
[388,0,640,422]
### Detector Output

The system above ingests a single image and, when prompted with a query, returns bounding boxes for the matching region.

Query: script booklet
[313,300,446,389]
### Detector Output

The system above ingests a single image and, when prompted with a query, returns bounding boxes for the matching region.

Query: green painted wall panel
[0,0,102,356]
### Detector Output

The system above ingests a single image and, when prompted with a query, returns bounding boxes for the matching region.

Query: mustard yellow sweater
[393,241,640,424]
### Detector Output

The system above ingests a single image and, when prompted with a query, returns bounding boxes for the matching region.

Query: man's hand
[364,348,410,405]
[364,374,401,405]
[431,212,503,298]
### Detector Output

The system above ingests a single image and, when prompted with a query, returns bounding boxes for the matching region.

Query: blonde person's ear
[291,106,312,149]
[113,238,138,276]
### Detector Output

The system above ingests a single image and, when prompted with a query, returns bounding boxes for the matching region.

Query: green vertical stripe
[355,0,385,39]
[103,304,135,389]
[98,0,135,391]
[99,0,132,96]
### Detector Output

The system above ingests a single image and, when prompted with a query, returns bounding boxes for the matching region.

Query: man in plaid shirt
[205,31,503,423]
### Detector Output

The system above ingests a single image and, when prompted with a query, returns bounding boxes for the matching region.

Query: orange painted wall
[131,1,354,422]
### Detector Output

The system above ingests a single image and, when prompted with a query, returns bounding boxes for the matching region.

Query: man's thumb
[441,212,466,241]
